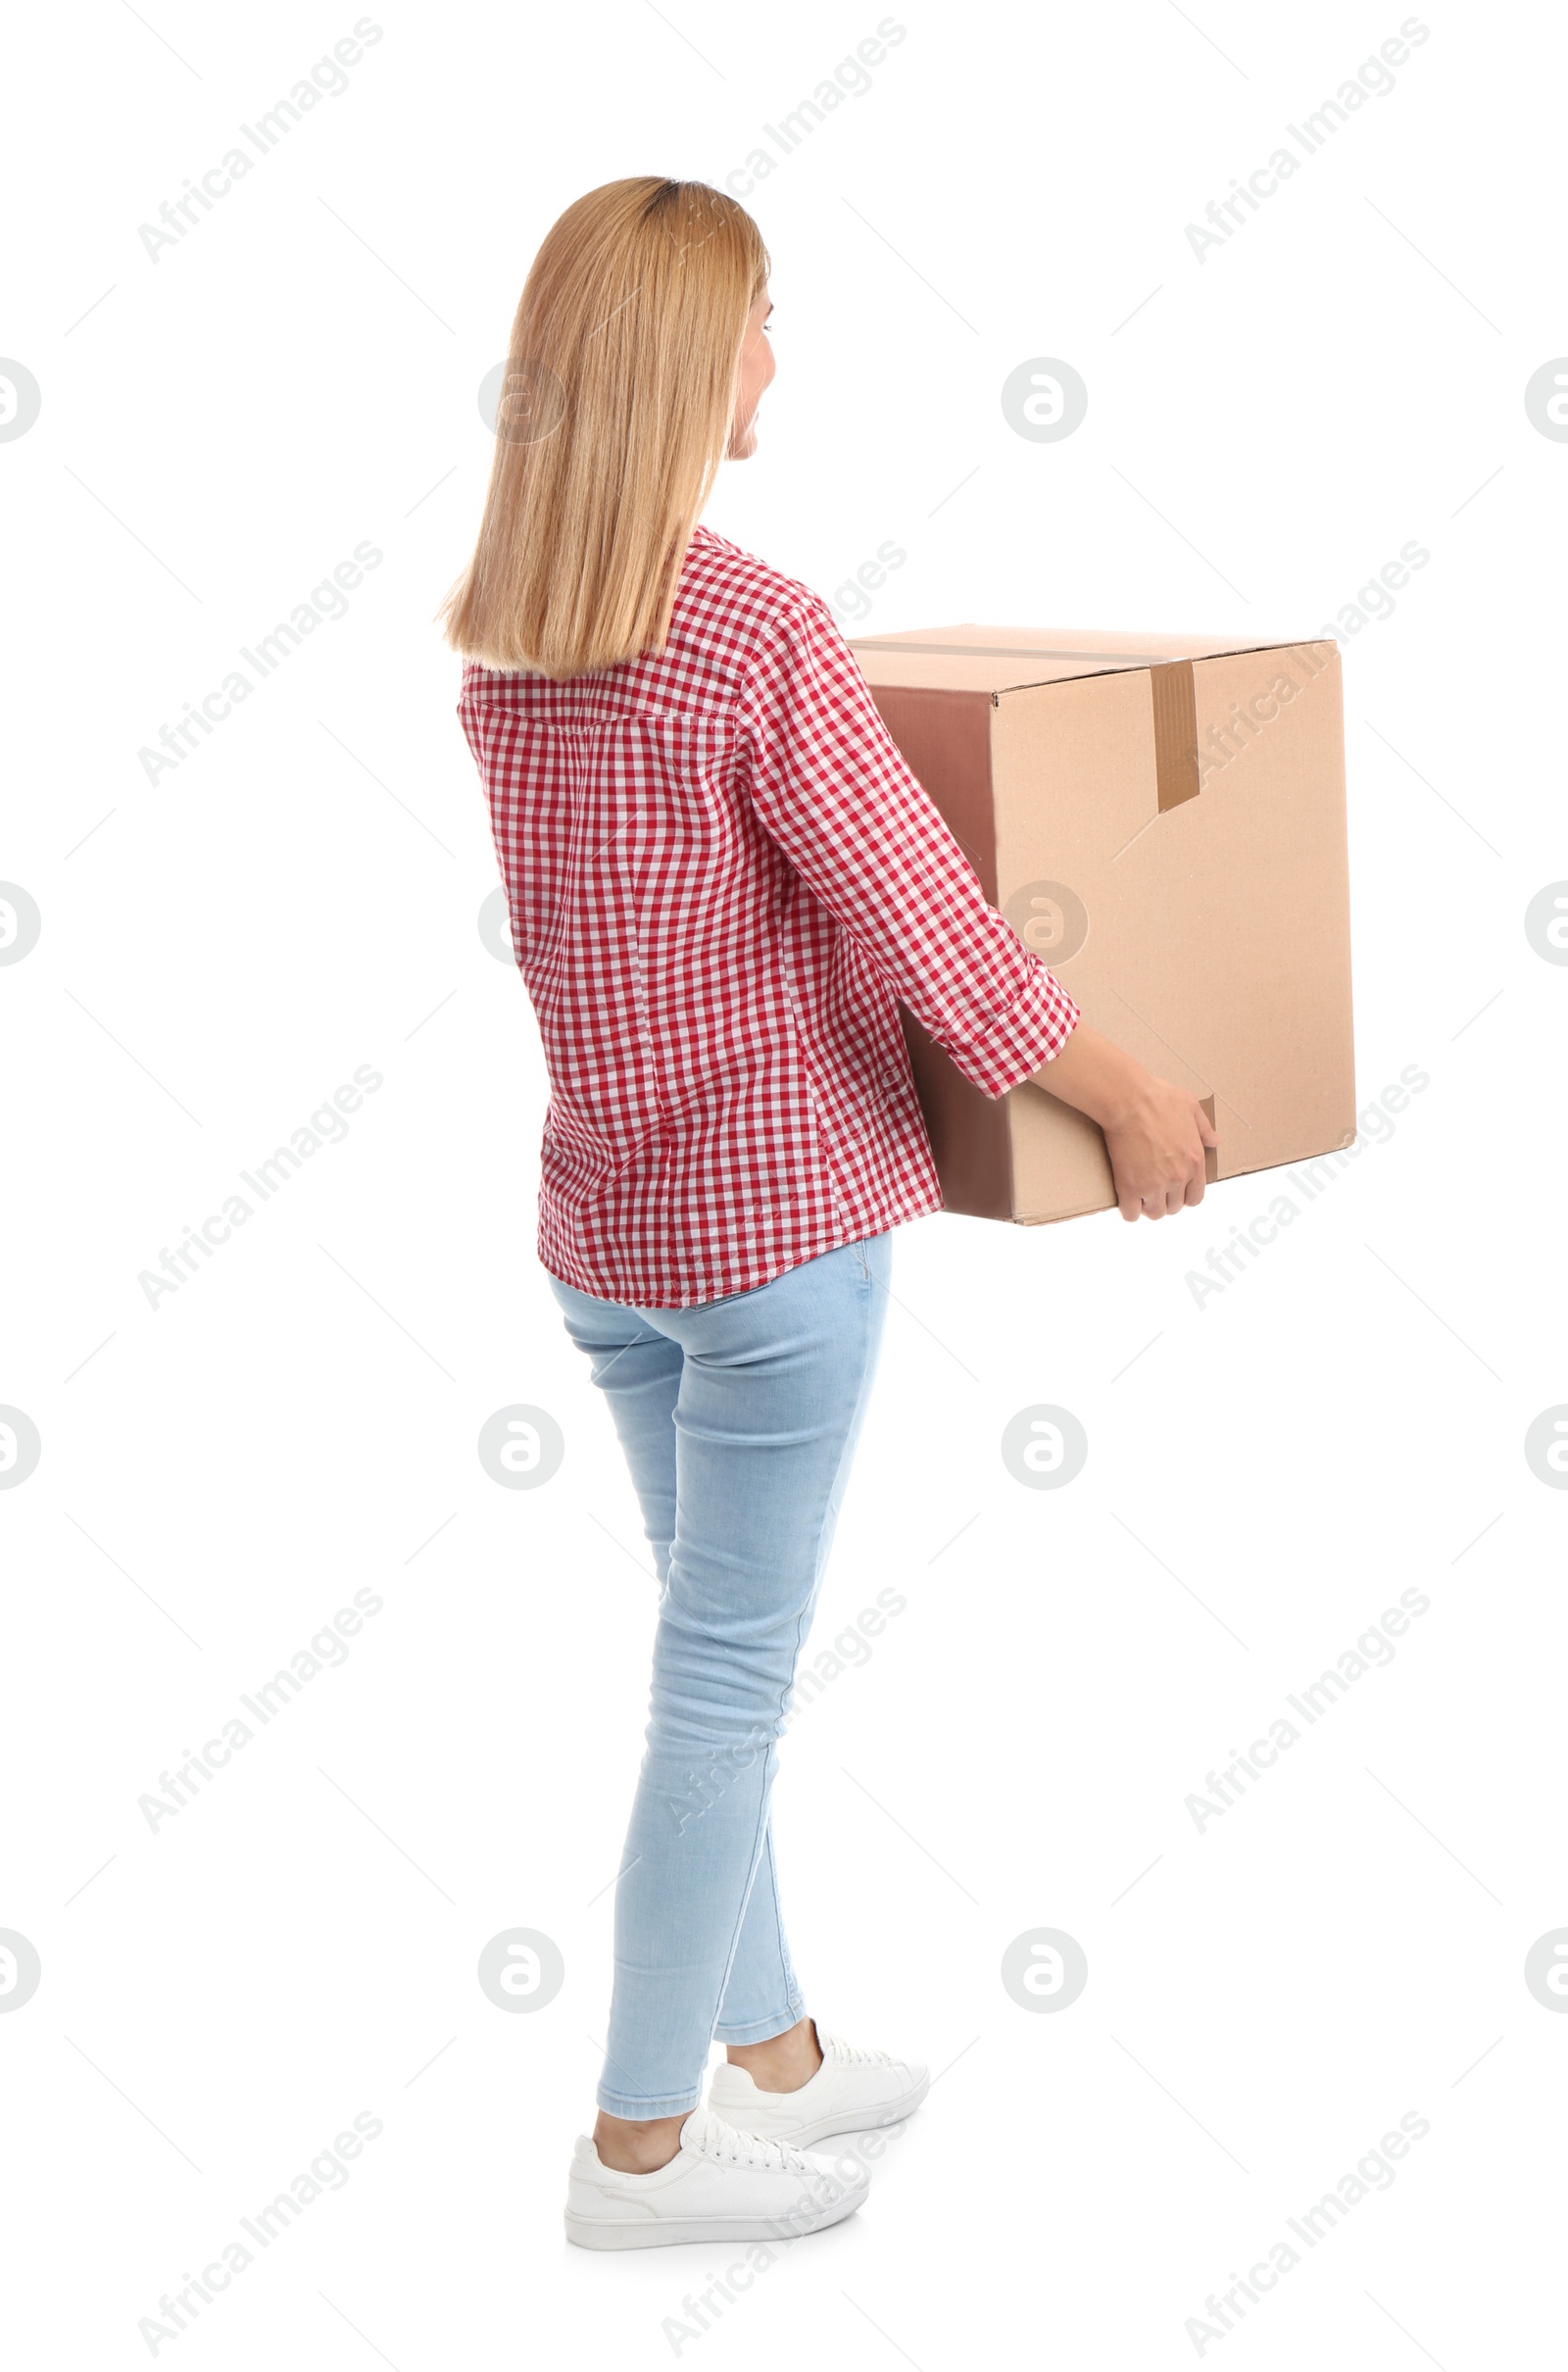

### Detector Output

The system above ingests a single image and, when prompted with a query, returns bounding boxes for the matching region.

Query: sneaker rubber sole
[564,2179,866,2251]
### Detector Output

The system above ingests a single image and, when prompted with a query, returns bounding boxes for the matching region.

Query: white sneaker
[564,2104,869,2251]
[708,2026,930,2149]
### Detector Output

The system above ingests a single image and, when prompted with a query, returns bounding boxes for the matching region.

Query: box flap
[849,622,1321,695]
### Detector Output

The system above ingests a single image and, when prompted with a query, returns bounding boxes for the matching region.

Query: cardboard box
[850,624,1354,1223]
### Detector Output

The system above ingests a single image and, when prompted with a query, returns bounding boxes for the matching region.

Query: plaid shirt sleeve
[736,593,1081,1099]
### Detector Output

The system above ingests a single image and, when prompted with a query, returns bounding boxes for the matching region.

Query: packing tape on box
[1149,662,1200,813]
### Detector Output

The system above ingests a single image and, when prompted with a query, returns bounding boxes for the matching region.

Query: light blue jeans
[549,1232,892,2118]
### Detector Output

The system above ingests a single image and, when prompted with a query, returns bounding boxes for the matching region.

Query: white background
[5,1,1566,2362]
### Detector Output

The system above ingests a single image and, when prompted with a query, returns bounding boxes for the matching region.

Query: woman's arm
[736,594,1216,1224]
[1028,1023,1217,1222]
[736,595,1080,1096]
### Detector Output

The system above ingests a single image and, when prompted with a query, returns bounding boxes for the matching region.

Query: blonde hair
[439,177,770,678]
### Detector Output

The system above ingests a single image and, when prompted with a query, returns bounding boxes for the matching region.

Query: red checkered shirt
[458,524,1080,1307]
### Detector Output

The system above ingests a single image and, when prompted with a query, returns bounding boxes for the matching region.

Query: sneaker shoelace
[818,2029,896,2069]
[687,2108,811,2174]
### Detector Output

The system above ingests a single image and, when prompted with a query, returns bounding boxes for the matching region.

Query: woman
[444,177,1215,2251]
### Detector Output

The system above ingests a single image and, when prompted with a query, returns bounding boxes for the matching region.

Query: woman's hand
[1026,1020,1218,1222]
[1100,1072,1216,1221]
